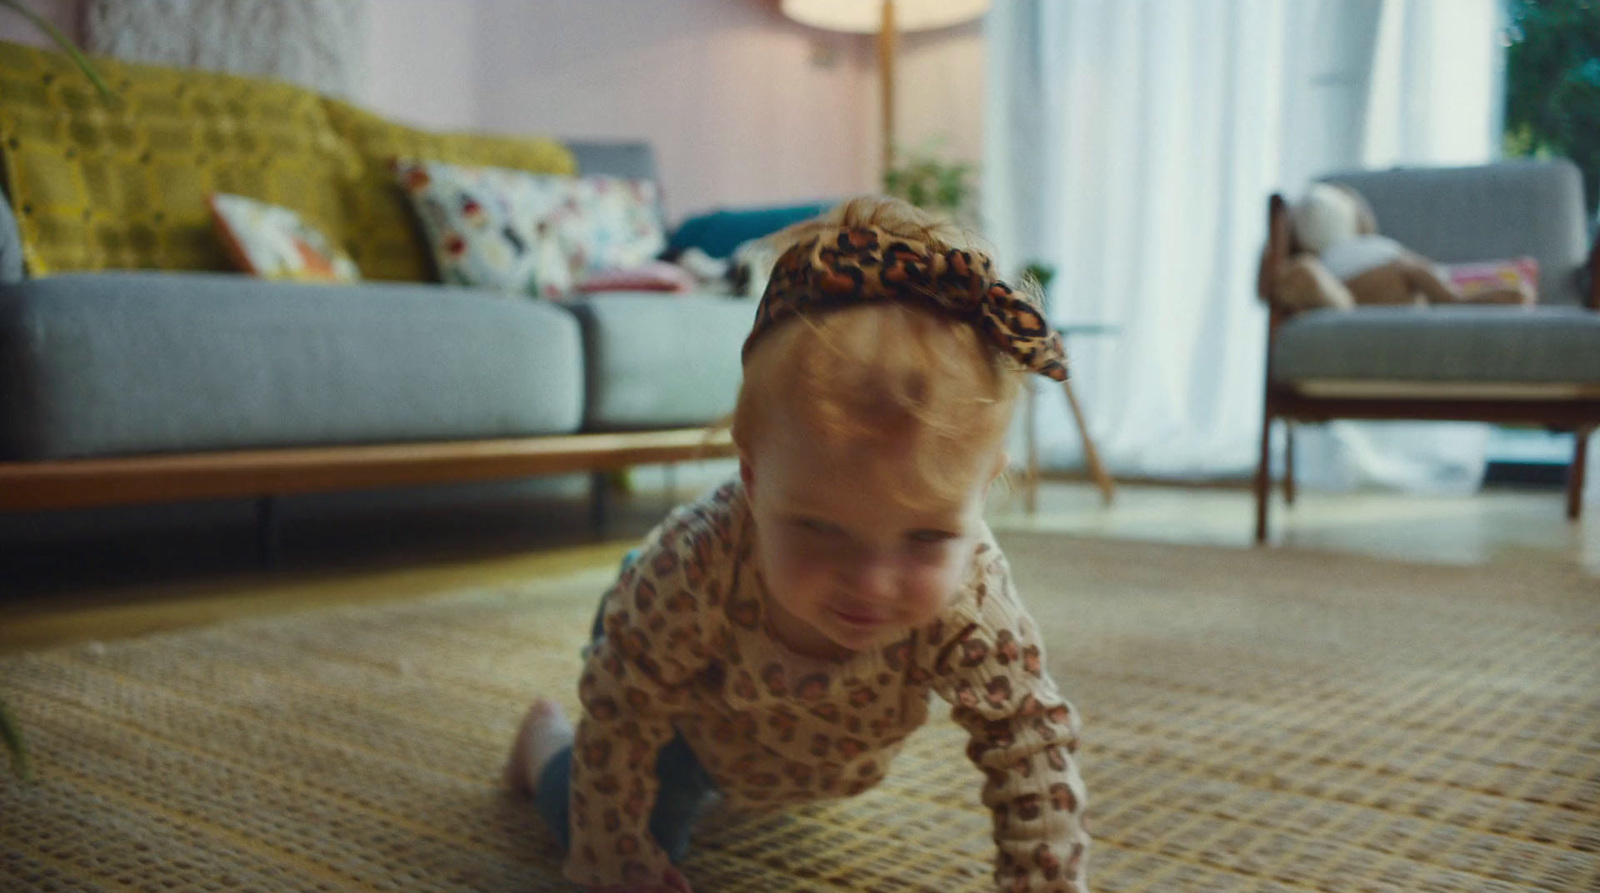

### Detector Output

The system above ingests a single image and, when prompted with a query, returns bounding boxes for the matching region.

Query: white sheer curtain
[985,0,1284,479]
[986,0,1507,489]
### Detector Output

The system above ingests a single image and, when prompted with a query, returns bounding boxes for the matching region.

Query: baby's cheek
[765,541,832,597]
[904,563,963,618]
[772,537,828,577]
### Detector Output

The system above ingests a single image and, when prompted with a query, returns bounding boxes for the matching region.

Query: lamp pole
[783,0,989,178]
[878,0,897,176]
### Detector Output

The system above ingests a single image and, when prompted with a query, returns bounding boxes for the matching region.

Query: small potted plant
[883,141,977,225]
[1022,261,1056,313]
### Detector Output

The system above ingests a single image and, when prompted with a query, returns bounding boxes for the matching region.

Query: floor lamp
[781,0,990,176]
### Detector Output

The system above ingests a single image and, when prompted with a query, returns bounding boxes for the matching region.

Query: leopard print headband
[742,226,1068,381]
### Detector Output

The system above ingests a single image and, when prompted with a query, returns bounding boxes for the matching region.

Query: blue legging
[534,550,718,863]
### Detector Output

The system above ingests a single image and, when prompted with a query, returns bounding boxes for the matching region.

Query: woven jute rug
[2,535,1597,891]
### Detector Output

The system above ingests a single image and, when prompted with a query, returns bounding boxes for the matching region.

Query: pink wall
[365,0,481,131]
[5,0,983,223]
[893,22,987,171]
[367,0,881,221]
[0,0,79,48]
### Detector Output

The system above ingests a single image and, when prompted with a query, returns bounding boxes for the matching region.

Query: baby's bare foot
[504,699,573,795]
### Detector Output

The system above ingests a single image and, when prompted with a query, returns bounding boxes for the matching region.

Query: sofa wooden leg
[1283,422,1297,506]
[1568,430,1590,521]
[256,495,281,568]
[1255,414,1272,545]
[589,471,612,539]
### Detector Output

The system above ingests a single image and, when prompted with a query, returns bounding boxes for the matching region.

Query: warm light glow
[780,0,991,34]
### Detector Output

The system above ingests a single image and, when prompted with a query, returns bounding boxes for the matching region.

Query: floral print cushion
[393,159,665,299]
[563,176,669,274]
[209,194,361,283]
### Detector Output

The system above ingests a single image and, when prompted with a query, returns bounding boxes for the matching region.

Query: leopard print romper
[560,480,1090,892]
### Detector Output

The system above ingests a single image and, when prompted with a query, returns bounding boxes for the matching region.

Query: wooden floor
[2,477,1593,653]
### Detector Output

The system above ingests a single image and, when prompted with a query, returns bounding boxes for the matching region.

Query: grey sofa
[0,142,757,545]
[1256,159,1600,542]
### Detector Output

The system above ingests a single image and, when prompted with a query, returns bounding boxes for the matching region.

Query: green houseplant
[1022,261,1056,314]
[882,142,977,224]
[1503,0,1600,216]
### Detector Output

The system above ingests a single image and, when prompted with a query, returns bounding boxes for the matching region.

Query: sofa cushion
[0,40,358,276]
[565,141,667,231]
[322,100,575,283]
[210,193,361,283]
[393,160,665,298]
[393,159,579,298]
[666,202,835,259]
[566,293,756,430]
[1270,306,1600,394]
[1441,257,1539,301]
[0,273,584,460]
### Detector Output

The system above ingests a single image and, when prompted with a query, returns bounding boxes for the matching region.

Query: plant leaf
[0,697,30,782]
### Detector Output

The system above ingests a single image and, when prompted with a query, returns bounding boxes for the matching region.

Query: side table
[1022,323,1119,511]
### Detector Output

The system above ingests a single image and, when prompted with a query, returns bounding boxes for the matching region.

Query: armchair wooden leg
[1568,429,1591,521]
[1255,412,1273,544]
[1058,379,1115,506]
[1024,377,1040,513]
[1283,422,1297,506]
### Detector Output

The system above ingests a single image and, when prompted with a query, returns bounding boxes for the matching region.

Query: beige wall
[3,0,984,222]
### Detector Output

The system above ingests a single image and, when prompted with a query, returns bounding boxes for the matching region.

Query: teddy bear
[1271,182,1535,314]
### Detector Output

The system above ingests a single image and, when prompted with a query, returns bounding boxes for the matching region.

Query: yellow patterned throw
[0,40,355,275]
[210,193,360,283]
[0,40,576,281]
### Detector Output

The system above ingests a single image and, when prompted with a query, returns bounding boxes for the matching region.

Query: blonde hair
[732,197,1029,506]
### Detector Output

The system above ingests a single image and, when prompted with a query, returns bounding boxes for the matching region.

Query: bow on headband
[742,227,1068,382]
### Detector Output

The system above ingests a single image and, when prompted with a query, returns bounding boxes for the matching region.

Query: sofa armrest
[0,181,24,284]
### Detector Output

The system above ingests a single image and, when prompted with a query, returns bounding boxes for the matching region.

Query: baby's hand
[590,866,693,893]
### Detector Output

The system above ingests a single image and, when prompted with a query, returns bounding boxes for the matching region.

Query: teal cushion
[666,202,835,259]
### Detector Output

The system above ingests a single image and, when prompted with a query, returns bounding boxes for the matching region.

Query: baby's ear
[739,456,756,497]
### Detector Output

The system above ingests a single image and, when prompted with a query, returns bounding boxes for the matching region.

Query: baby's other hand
[590,867,693,893]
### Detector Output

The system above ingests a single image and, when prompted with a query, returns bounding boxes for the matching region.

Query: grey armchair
[1255,159,1600,543]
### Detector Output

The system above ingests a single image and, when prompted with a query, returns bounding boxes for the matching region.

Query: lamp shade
[781,0,990,34]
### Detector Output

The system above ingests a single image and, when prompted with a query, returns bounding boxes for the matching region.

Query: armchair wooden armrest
[1257,193,1291,308]
[1588,226,1600,310]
